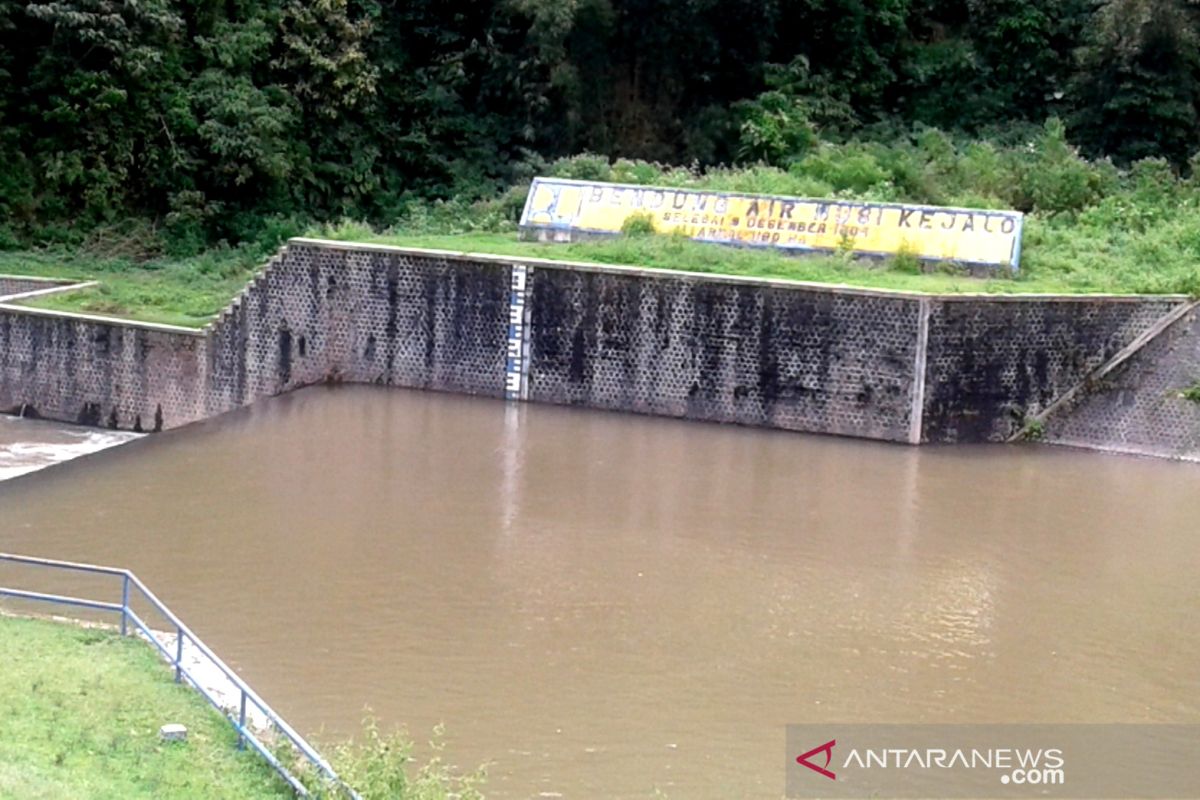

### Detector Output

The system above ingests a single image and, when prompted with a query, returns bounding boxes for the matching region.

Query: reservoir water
[0,414,140,481]
[1,385,1198,798]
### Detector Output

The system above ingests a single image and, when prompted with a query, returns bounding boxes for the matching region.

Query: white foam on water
[0,415,142,480]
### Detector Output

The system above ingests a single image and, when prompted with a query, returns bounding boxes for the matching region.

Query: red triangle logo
[796,739,837,780]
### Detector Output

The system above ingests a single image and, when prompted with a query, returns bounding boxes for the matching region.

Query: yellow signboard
[520,177,1024,271]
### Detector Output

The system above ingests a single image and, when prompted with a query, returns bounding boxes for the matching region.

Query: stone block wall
[0,308,207,430]
[921,297,1184,442]
[1042,306,1200,461]
[527,265,921,441]
[0,276,77,300]
[203,243,512,413]
[0,239,1189,454]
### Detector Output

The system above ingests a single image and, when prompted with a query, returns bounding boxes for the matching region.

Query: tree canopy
[2,0,1198,250]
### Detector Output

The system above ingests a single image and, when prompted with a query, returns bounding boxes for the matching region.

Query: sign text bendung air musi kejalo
[520,177,1024,271]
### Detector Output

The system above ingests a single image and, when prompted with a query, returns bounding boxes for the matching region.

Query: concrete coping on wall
[0,274,94,302]
[288,238,1192,304]
[0,274,80,286]
[0,298,205,336]
[0,279,99,304]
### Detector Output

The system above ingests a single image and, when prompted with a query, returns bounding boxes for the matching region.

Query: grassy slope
[2,214,1197,327]
[309,211,1200,297]
[0,615,292,800]
[0,249,263,328]
[347,232,1024,292]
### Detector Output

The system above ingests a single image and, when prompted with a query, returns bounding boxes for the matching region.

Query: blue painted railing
[0,552,360,799]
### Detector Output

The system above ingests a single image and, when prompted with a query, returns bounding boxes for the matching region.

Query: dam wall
[524,263,922,441]
[1042,304,1200,461]
[920,297,1182,442]
[0,306,207,430]
[203,245,512,410]
[0,239,1190,450]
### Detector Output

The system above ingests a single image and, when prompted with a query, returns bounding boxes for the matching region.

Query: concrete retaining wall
[0,239,1190,452]
[525,264,923,441]
[0,307,207,430]
[204,244,512,410]
[921,297,1182,442]
[1042,305,1200,461]
[0,275,79,301]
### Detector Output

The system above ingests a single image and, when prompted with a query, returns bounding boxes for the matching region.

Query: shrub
[610,159,665,185]
[621,212,657,236]
[888,244,922,274]
[546,153,613,182]
[791,143,891,195]
[1020,118,1115,214]
[315,719,486,800]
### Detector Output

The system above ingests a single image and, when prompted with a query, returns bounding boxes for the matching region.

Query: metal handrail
[0,552,360,799]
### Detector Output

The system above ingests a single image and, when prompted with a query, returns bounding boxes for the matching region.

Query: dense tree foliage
[3,0,1200,251]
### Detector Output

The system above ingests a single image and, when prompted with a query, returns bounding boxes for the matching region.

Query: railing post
[0,553,359,799]
[175,626,183,683]
[238,691,248,750]
[120,574,129,637]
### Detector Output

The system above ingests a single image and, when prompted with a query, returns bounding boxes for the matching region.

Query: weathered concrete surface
[0,239,1191,454]
[527,264,921,441]
[921,297,1183,443]
[0,275,79,301]
[1042,305,1200,461]
[0,307,207,431]
[204,244,511,413]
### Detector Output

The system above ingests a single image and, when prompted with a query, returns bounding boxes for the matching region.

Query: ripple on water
[0,415,141,480]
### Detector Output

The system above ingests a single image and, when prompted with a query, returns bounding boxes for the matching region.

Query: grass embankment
[4,127,1200,325]
[0,234,1007,329]
[0,249,265,328]
[326,225,1193,295]
[0,614,487,800]
[6,221,1196,328]
[0,614,291,799]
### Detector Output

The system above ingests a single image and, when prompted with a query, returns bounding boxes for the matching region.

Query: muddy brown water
[1,385,1199,799]
[0,414,140,480]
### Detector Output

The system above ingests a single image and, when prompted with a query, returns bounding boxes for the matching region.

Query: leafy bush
[1020,119,1116,214]
[791,143,892,197]
[733,56,855,167]
[313,719,486,800]
[888,244,922,275]
[620,212,657,236]
[546,154,614,183]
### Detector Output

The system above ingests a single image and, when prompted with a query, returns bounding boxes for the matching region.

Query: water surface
[1,386,1198,798]
[0,414,140,481]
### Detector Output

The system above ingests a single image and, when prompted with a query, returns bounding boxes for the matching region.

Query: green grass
[324,224,1200,296]
[4,127,1200,325]
[0,249,262,328]
[0,614,293,800]
[2,220,1195,329]
[336,231,1012,292]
